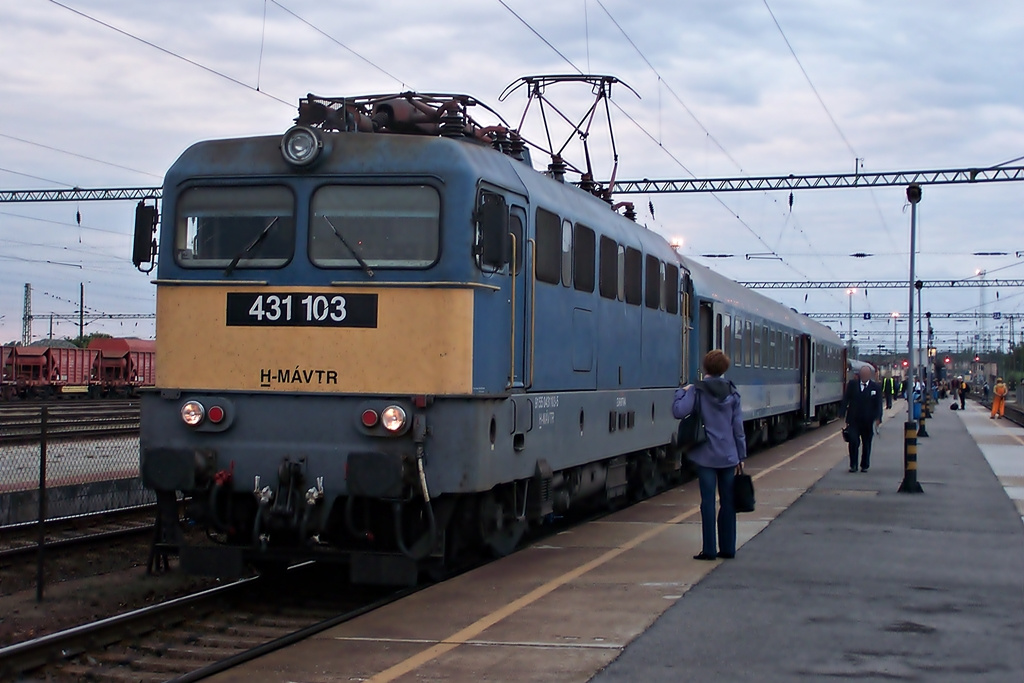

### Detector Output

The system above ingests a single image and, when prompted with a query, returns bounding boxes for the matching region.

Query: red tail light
[361,409,379,427]
[208,405,225,424]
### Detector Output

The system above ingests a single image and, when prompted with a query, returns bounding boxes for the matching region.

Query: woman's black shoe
[719,552,735,559]
[848,467,857,473]
[693,552,717,561]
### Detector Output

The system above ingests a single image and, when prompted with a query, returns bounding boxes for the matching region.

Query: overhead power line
[0,133,162,179]
[803,312,1022,320]
[46,0,292,108]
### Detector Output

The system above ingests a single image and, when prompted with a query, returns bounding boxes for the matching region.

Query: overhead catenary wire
[497,0,814,281]
[0,133,162,180]
[269,0,409,89]
[46,0,293,107]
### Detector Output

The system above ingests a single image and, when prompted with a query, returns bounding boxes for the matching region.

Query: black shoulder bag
[677,382,708,448]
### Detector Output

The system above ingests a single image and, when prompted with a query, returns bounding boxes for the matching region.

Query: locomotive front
[139,96,521,582]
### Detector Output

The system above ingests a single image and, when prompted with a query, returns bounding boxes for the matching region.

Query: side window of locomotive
[616,245,626,301]
[644,255,660,309]
[624,247,642,305]
[535,208,561,284]
[715,314,723,349]
[310,185,439,268]
[664,264,679,314]
[176,186,294,268]
[574,224,596,292]
[509,214,524,275]
[599,236,618,299]
[561,220,573,287]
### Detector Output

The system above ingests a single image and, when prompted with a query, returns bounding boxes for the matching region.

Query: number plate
[226,292,378,328]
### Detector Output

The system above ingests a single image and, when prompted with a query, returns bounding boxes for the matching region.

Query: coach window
[770,329,778,368]
[723,315,732,357]
[310,185,439,268]
[744,320,753,366]
[624,247,642,305]
[561,220,573,287]
[753,324,762,367]
[177,186,294,268]
[664,264,679,314]
[645,255,661,309]
[535,209,561,284]
[599,236,618,299]
[715,314,723,349]
[574,224,596,292]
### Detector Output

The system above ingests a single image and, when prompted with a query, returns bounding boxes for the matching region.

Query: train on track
[136,86,845,584]
[0,338,155,401]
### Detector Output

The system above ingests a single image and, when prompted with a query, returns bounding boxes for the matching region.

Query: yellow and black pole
[900,184,924,494]
[899,421,924,493]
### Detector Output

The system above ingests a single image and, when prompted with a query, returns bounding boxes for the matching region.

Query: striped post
[899,421,924,493]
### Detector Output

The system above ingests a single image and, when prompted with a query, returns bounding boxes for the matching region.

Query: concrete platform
[206,402,1023,682]
[593,401,1024,682]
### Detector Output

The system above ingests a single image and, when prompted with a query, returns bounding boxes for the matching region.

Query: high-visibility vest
[995,383,1008,397]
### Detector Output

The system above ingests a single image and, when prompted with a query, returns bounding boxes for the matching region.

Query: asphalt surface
[592,403,1024,682]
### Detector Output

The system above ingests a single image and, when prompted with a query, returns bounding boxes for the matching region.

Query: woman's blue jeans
[696,464,737,557]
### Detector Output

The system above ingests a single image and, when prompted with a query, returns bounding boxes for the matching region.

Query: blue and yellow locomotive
[136,91,844,583]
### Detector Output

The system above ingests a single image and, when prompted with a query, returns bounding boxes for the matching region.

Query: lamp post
[891,311,900,361]
[900,184,924,493]
[847,287,857,357]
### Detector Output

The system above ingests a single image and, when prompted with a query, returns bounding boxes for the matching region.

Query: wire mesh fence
[0,403,153,529]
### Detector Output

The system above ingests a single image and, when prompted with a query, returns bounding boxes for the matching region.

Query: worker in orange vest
[990,377,1008,419]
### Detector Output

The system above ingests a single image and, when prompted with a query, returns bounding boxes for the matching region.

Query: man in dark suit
[840,364,884,472]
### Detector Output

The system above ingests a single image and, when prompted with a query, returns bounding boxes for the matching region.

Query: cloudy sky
[1,0,1023,351]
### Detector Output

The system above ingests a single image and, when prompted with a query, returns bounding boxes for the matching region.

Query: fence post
[36,404,48,602]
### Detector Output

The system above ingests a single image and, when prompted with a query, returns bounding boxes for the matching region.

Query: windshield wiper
[323,216,374,278]
[224,217,280,276]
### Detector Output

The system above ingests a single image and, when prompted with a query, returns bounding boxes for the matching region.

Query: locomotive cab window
[310,185,439,268]
[664,264,679,314]
[561,220,573,287]
[175,186,295,268]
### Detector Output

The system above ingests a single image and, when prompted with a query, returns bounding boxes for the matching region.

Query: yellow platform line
[368,428,841,682]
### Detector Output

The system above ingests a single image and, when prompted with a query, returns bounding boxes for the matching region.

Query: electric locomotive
[135,89,843,583]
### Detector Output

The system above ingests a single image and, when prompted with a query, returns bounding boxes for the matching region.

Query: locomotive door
[510,205,530,387]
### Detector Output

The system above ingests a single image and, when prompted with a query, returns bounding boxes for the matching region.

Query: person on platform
[958,377,969,410]
[991,377,1008,419]
[673,350,746,561]
[882,374,895,410]
[840,364,883,473]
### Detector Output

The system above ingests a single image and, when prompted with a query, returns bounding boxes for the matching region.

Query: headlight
[181,400,205,426]
[380,405,407,433]
[280,126,322,167]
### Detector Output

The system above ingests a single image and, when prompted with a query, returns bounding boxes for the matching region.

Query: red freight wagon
[48,346,98,396]
[89,338,156,396]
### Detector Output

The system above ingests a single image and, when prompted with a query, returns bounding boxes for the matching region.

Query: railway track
[0,400,140,445]
[0,564,407,682]
[0,507,155,562]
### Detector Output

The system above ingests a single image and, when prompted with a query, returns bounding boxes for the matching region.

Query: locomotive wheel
[633,452,663,501]
[478,491,527,557]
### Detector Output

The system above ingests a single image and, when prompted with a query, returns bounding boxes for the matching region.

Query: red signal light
[944,357,951,364]
[207,405,225,423]
[902,360,909,367]
[361,409,379,428]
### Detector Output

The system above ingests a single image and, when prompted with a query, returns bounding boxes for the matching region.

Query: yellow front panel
[156,286,474,395]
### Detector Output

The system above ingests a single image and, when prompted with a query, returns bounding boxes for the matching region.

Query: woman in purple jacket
[673,350,747,560]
